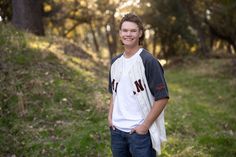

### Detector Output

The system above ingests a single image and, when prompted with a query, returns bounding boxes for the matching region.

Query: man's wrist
[142,123,150,130]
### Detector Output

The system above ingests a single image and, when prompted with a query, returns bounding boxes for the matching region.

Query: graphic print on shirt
[133,79,145,95]
[111,79,118,93]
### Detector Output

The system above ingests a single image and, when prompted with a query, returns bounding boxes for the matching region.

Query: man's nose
[126,31,131,36]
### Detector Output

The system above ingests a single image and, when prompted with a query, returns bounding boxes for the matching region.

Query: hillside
[0,23,236,157]
[0,24,111,156]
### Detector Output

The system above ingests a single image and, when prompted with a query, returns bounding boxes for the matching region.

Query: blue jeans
[110,127,156,157]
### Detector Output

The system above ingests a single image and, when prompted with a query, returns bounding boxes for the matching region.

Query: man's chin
[123,42,134,46]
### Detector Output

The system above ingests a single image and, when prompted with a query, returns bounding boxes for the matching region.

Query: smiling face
[119,21,143,49]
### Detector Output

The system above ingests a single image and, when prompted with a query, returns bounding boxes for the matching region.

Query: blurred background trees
[0,0,235,60]
[11,0,45,35]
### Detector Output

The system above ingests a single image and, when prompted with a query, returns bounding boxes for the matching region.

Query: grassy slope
[162,58,236,157]
[0,24,111,157]
[0,24,236,157]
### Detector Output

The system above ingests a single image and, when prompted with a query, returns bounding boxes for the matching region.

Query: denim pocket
[133,131,149,136]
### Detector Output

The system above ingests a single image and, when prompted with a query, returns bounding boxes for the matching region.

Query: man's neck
[124,46,141,58]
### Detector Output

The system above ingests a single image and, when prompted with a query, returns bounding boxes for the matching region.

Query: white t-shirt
[112,48,144,132]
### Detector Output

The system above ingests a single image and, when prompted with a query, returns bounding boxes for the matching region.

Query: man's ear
[139,30,143,38]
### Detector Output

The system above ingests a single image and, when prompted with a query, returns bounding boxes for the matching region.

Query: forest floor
[0,24,236,157]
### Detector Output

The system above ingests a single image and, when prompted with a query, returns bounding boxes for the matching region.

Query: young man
[108,13,169,157]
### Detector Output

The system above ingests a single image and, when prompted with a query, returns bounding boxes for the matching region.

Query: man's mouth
[124,38,133,41]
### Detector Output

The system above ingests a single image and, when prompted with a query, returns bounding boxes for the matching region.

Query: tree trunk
[110,14,117,55]
[206,18,236,53]
[89,22,99,52]
[12,0,44,35]
[105,25,113,63]
[231,36,236,52]
[105,13,117,63]
[181,0,209,56]
[152,30,158,57]
[0,0,12,22]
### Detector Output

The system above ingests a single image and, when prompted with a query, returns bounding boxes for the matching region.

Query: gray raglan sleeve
[145,58,169,101]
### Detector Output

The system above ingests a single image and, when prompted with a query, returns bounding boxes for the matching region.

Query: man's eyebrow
[121,28,138,31]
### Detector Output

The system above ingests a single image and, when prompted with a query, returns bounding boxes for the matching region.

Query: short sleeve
[145,58,169,101]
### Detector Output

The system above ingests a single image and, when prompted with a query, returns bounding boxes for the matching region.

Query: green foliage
[0,24,27,51]
[1,0,236,57]
[0,24,110,157]
[161,58,236,156]
[1,23,236,156]
[140,0,198,57]
[0,0,12,22]
[206,0,236,50]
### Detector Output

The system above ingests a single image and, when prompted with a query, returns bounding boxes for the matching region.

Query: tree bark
[105,25,113,62]
[152,29,158,57]
[105,12,117,63]
[89,22,99,52]
[12,0,44,35]
[0,0,12,22]
[206,19,236,53]
[181,0,209,56]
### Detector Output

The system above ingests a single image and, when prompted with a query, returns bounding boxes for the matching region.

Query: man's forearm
[143,98,168,129]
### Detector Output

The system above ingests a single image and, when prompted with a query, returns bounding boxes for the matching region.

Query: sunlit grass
[1,23,235,157]
[161,59,236,157]
[0,23,110,157]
